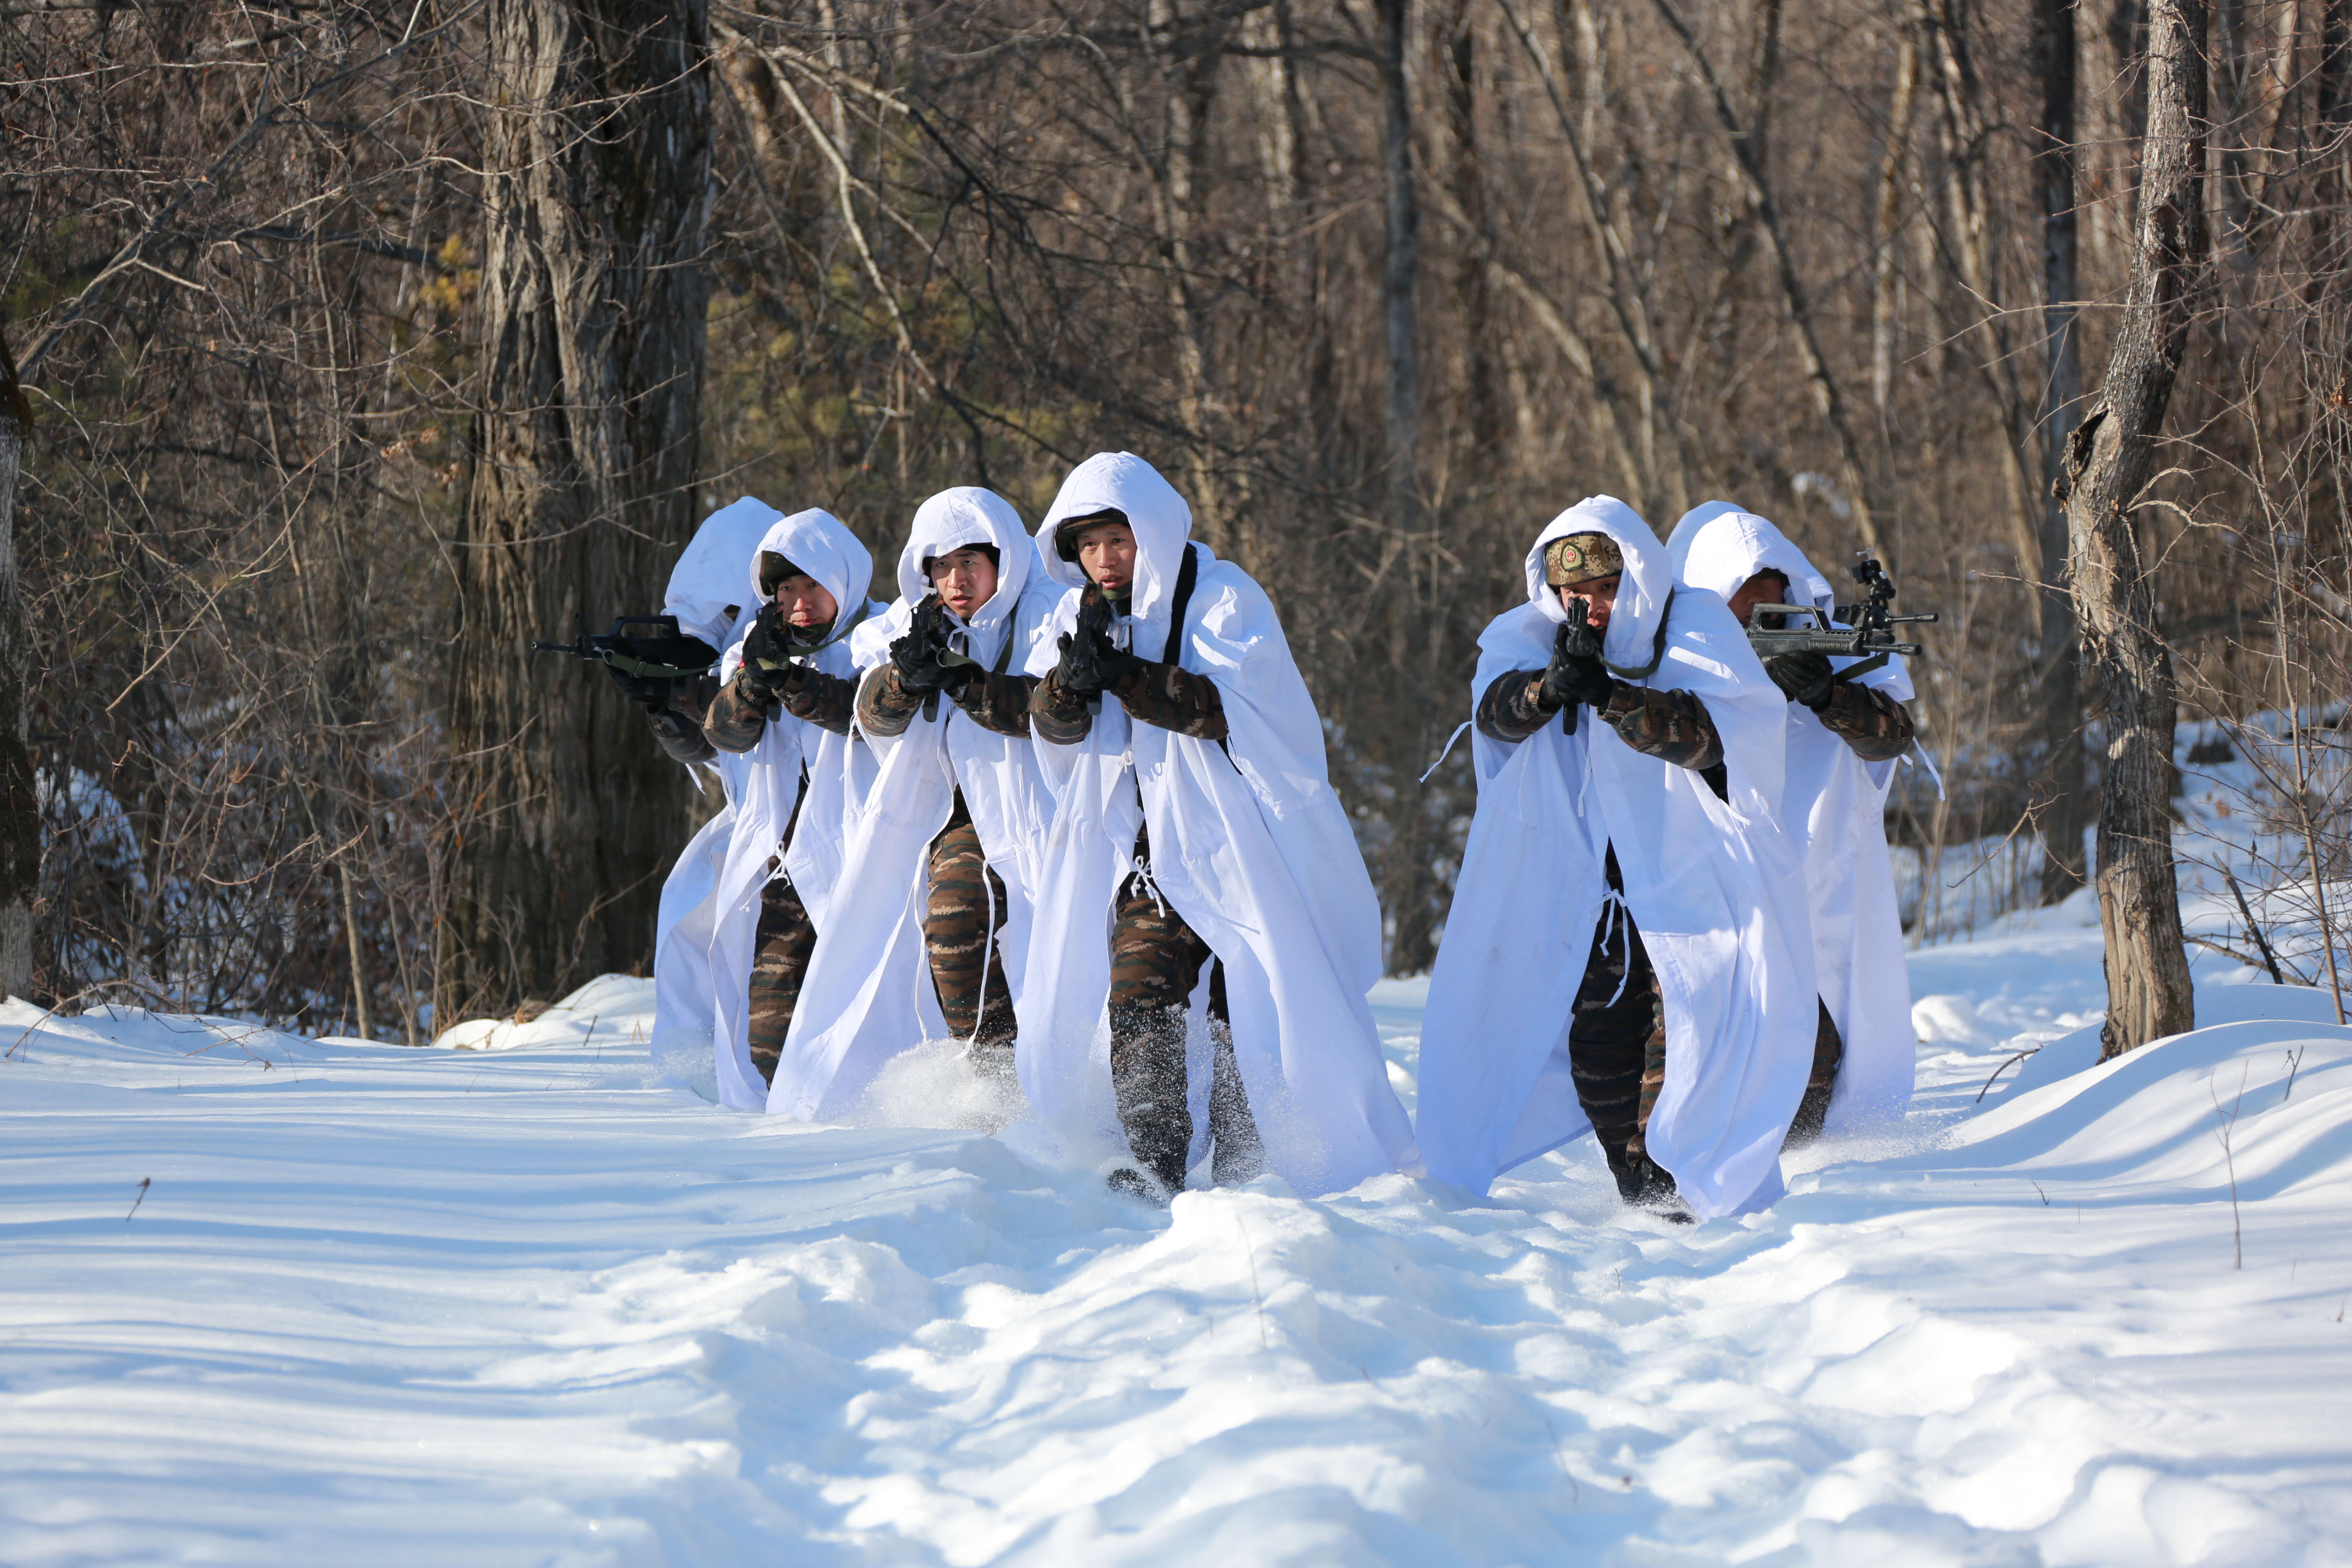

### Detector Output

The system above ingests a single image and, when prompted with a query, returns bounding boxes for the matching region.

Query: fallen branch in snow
[1977,1048,2041,1102]
[124,1177,149,1220]
[2284,1047,2306,1101]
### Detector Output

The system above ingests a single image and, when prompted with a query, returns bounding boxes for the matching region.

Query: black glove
[735,603,804,706]
[891,598,955,695]
[1539,611,1613,710]
[604,662,668,709]
[1054,591,1131,698]
[1764,650,1838,710]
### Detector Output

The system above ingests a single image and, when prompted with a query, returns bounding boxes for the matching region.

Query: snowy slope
[8,959,2352,1565]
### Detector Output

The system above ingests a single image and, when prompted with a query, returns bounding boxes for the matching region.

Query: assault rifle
[532,614,720,710]
[1744,552,1936,679]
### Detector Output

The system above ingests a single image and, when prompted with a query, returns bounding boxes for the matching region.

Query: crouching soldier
[1018,451,1417,1202]
[766,488,1062,1120]
[701,508,885,1109]
[1668,502,1917,1139]
[1416,497,1817,1220]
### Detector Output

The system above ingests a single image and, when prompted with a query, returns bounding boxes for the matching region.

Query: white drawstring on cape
[1420,720,1474,783]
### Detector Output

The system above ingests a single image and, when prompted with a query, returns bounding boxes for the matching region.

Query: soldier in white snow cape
[699,508,885,1109]
[1667,502,1918,1136]
[1415,497,1816,1219]
[767,487,1062,1120]
[1016,451,1417,1201]
[645,497,785,1088]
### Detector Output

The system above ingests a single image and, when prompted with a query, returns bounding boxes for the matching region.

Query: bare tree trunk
[440,0,712,1023]
[2062,0,2205,1060]
[1444,0,1502,473]
[1379,0,1422,528]
[1871,18,1921,422]
[2035,0,2091,903]
[0,332,32,1000]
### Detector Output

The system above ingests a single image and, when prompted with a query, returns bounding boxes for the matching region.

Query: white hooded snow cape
[651,497,781,1088]
[1415,497,1817,1217]
[1015,452,1417,1196]
[707,508,886,1110]
[768,488,1064,1120]
[1667,502,1916,1130]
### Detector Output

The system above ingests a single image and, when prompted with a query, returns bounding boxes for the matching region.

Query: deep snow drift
[8,936,2352,1564]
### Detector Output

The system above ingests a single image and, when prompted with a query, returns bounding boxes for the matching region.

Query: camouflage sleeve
[648,673,720,765]
[778,665,858,737]
[1030,669,1094,746]
[1110,660,1227,741]
[950,669,1037,738]
[858,664,924,740]
[1815,679,1915,763]
[704,676,770,753]
[1476,669,1557,742]
[1600,682,1723,772]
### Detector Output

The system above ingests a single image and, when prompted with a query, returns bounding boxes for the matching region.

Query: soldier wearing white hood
[1667,502,1917,1137]
[1415,497,1817,1220]
[764,488,1061,1118]
[699,508,886,1107]
[1019,451,1417,1202]
[640,497,789,1084]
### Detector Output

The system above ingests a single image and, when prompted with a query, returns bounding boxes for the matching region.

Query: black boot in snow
[1106,1167,1173,1207]
[1603,1141,1694,1224]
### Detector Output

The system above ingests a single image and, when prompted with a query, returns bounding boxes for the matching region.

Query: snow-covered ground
[9,907,2352,1564]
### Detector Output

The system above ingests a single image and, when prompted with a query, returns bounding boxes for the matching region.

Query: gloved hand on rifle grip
[1055,591,1131,698]
[735,603,805,707]
[603,661,667,710]
[1539,606,1613,712]
[1764,649,1838,710]
[891,599,956,695]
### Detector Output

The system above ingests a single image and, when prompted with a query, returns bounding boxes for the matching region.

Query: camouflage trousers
[1567,903,1669,1163]
[1568,905,1849,1166]
[1785,999,1845,1147]
[747,870,816,1087]
[1105,868,1263,1193]
[926,817,1017,1072]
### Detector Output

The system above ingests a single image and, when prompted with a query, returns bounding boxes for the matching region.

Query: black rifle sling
[1156,541,1234,763]
[1161,541,1199,663]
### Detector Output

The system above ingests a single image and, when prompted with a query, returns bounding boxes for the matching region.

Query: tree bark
[1443,0,1502,472]
[0,331,33,1001]
[2062,0,2204,1060]
[1378,0,1422,528]
[440,0,712,1023]
[2035,0,2090,903]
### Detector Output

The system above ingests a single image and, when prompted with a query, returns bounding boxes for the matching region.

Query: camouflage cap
[1544,531,1624,587]
[1055,508,1131,561]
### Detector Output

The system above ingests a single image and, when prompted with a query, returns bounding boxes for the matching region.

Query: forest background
[1,0,2344,1046]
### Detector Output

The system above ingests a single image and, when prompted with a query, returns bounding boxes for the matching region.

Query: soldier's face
[1725,570,1790,628]
[1071,520,1138,592]
[1558,574,1621,631]
[775,574,839,630]
[929,547,999,618]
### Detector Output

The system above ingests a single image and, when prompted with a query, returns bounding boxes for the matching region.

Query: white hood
[1523,496,1675,674]
[750,508,874,647]
[1667,502,1837,619]
[1036,451,1194,627]
[892,486,1037,669]
[665,496,782,649]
